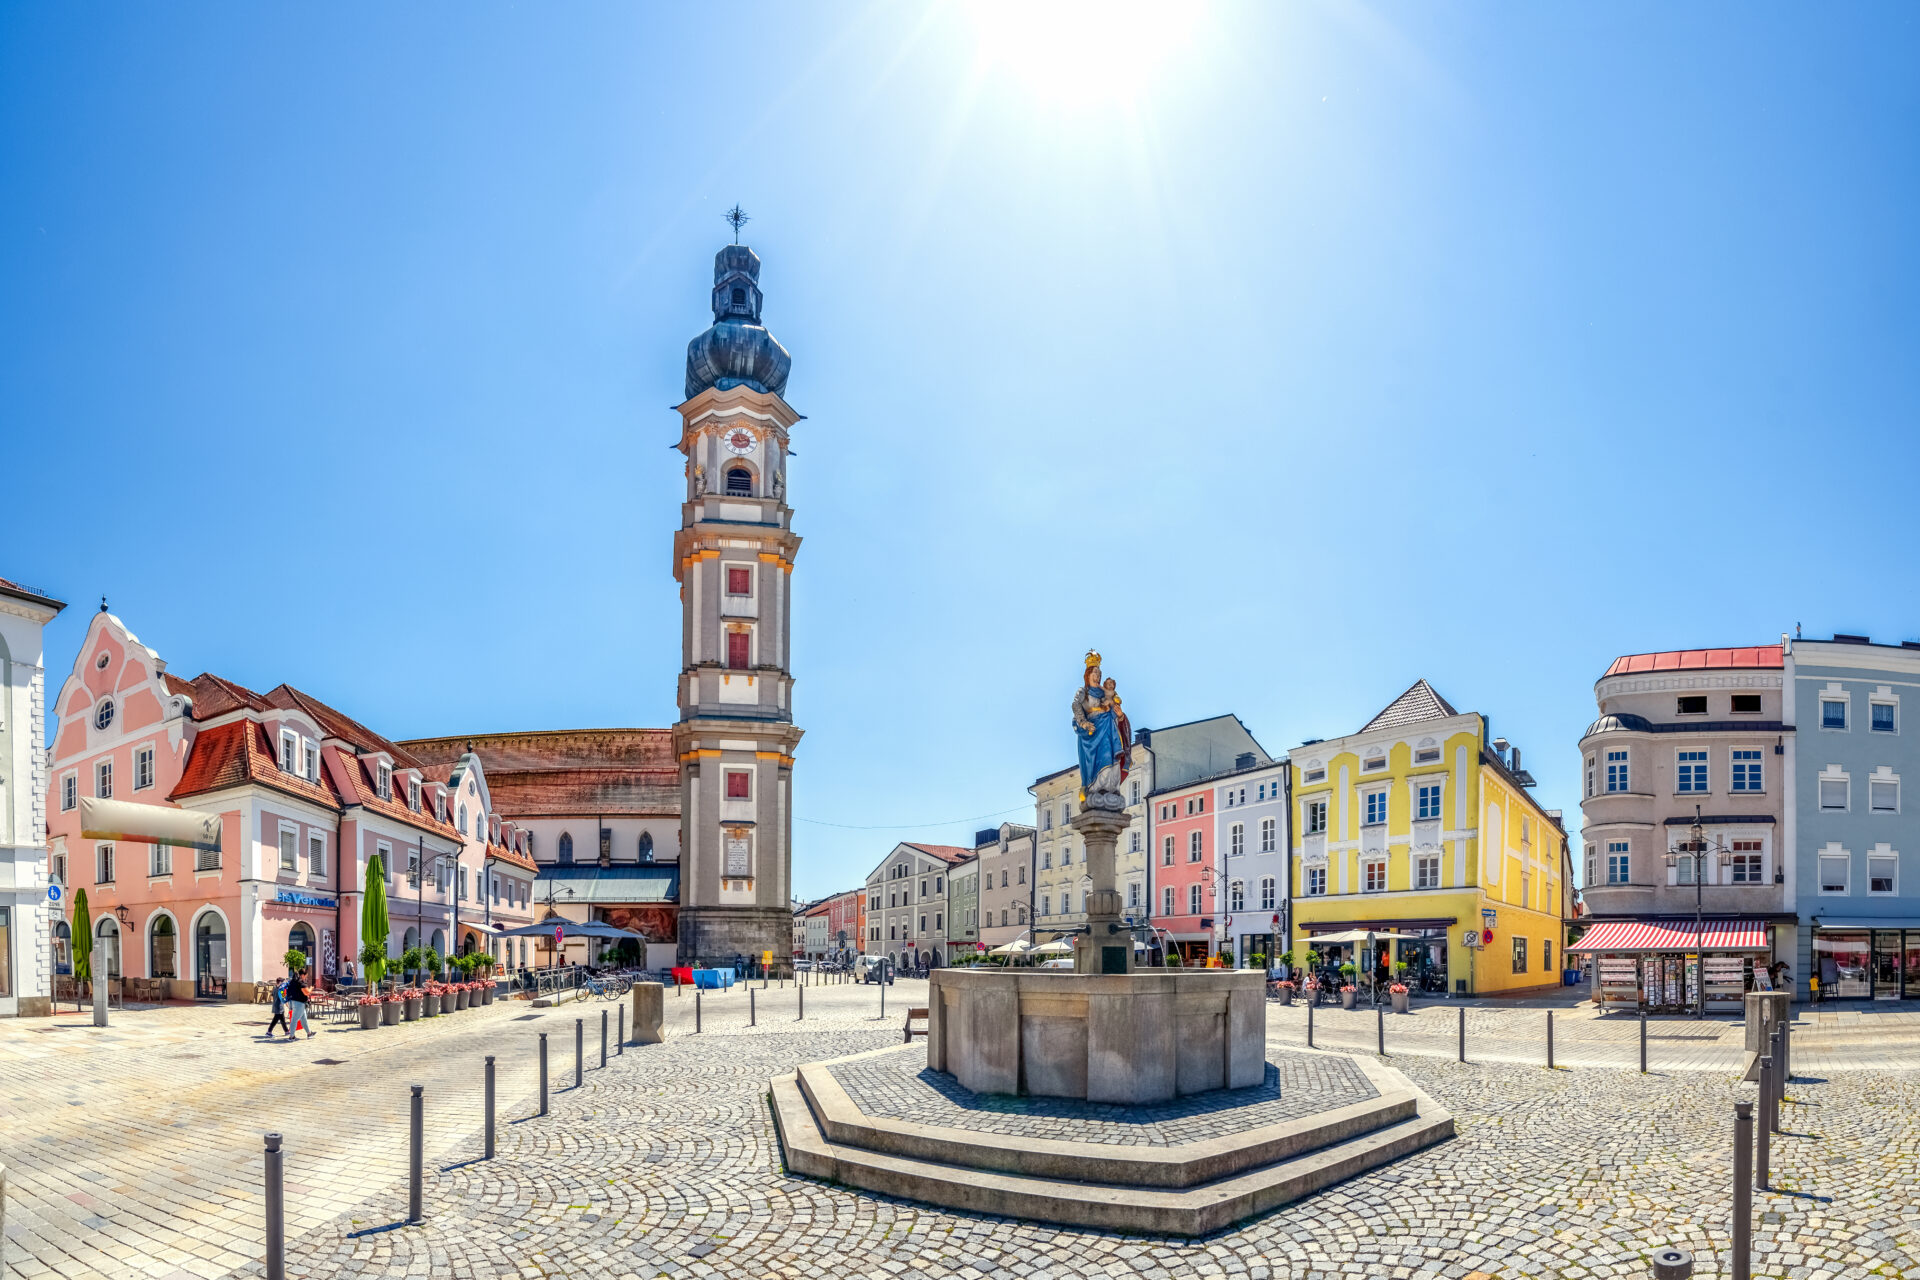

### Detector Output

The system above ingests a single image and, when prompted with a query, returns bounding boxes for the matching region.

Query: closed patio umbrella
[71,888,93,990]
[362,854,390,986]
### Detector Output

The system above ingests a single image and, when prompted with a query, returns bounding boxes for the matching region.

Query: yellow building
[1289,680,1570,996]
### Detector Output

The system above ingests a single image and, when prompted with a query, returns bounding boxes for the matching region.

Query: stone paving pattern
[826,1045,1378,1146]
[2,978,1919,1278]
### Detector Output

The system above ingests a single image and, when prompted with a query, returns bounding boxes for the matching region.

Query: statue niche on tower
[1073,650,1131,809]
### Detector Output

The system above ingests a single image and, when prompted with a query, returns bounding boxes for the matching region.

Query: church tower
[672,243,803,967]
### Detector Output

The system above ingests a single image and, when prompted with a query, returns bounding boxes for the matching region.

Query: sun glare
[965,0,1201,109]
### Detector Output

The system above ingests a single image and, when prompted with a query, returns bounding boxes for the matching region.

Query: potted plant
[476,959,496,1004]
[1276,980,1296,1006]
[403,987,423,1021]
[382,992,403,1025]
[283,948,310,976]
[1389,982,1411,1014]
[1248,951,1267,972]
[1339,982,1357,1009]
[357,993,384,1030]
[422,982,442,1016]
[455,979,470,1011]
[359,939,388,991]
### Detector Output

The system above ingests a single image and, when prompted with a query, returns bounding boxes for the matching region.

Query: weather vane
[724,204,750,244]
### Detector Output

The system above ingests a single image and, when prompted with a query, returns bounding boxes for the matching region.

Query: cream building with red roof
[862,841,971,969]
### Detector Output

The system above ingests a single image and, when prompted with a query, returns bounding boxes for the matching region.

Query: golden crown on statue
[1084,649,1102,672]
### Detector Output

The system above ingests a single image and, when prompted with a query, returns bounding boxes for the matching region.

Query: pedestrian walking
[284,965,314,1040]
[265,977,290,1039]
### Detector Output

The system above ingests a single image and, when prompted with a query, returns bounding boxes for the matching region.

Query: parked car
[1036,957,1074,970]
[855,955,894,985]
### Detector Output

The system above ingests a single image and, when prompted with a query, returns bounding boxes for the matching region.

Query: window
[279,828,298,873]
[1017,865,1025,884]
[1362,755,1386,772]
[1161,886,1174,915]
[1130,831,1141,853]
[1730,750,1763,792]
[1229,824,1244,857]
[1544,941,1553,972]
[1675,855,1696,885]
[435,793,446,822]
[724,466,752,496]
[1416,855,1439,889]
[1871,776,1899,812]
[558,832,574,864]
[1822,698,1848,730]
[1305,866,1327,896]
[1607,842,1630,884]
[1512,936,1527,973]
[1606,750,1629,793]
[1676,695,1707,715]
[1130,781,1139,805]
[1869,854,1897,894]
[726,566,752,595]
[1820,776,1849,810]
[307,833,327,879]
[1260,817,1276,852]
[935,876,943,892]
[1304,768,1325,783]
[376,763,392,799]
[459,867,469,900]
[1188,831,1203,861]
[1675,750,1707,793]
[134,746,154,791]
[96,843,114,884]
[280,730,298,773]
[62,774,76,811]
[95,699,115,731]
[1585,844,1596,885]
[1363,860,1386,892]
[1414,747,1441,764]
[1229,881,1245,910]
[1871,702,1897,733]
[1128,882,1140,908]
[1731,694,1761,714]
[1363,791,1387,826]
[1306,800,1327,835]
[1730,840,1762,884]
[1043,894,1054,918]
[1042,809,1052,831]
[458,803,468,835]
[95,760,112,799]
[1188,883,1202,915]
[1819,853,1849,894]
[1042,849,1052,870]
[727,630,751,670]
[149,843,170,877]
[1258,876,1274,909]
[726,770,752,800]
[407,777,420,810]
[1416,784,1441,820]
[1521,871,1531,904]
[51,851,65,884]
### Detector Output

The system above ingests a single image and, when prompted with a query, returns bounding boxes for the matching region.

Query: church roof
[1360,680,1459,733]
[400,730,681,818]
[684,244,791,400]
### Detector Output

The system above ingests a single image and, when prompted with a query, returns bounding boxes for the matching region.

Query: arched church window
[638,832,654,863]
[725,467,752,496]
[558,832,574,864]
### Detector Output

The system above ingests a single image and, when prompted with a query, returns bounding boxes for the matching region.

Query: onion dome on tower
[684,244,792,400]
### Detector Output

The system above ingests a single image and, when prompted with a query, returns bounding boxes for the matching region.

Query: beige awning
[80,797,222,850]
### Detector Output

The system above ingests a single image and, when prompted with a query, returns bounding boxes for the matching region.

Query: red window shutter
[726,771,751,799]
[727,567,751,595]
[727,631,750,670]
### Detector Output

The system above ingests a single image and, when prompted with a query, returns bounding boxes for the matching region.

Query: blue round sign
[47,884,62,903]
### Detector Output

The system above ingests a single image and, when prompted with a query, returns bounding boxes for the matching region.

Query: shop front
[1811,926,1920,1002]
[1569,918,1773,1013]
[1298,919,1454,994]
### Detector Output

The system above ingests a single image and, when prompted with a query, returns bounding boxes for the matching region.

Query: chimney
[1509,747,1521,776]
[1235,752,1256,770]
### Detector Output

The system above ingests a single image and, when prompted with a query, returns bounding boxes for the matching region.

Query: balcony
[1581,791,1659,828]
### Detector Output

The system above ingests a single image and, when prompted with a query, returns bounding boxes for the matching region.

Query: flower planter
[382,1000,402,1026]
[481,985,494,1006]
[404,997,422,1021]
[455,988,469,1011]
[359,1003,382,1030]
[1278,988,1295,1006]
[1391,992,1410,1014]
[1340,990,1356,1010]
[423,993,440,1017]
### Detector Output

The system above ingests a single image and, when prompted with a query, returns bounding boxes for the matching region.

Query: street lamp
[540,882,575,970]
[1665,803,1729,1020]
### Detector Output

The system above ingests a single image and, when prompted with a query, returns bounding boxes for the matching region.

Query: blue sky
[5,4,1917,900]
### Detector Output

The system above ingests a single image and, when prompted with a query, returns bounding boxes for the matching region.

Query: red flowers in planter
[1388,983,1409,994]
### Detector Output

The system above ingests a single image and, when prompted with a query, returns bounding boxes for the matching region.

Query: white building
[1212,759,1291,966]
[0,577,65,1016]
[863,841,968,968]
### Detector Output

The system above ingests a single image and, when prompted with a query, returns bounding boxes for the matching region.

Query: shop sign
[274,888,337,910]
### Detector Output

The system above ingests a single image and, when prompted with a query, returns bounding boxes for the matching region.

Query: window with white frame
[1819,851,1849,893]
[459,866,469,900]
[303,739,318,781]
[1872,699,1898,733]
[435,794,446,822]
[1870,772,1899,813]
[280,730,298,773]
[1188,830,1203,861]
[1128,882,1139,907]
[1730,839,1763,884]
[1676,750,1708,793]
[1229,824,1244,857]
[196,841,221,872]
[1305,800,1327,835]
[1229,881,1245,910]
[1416,854,1440,889]
[1260,817,1276,852]
[1305,866,1327,896]
[1606,750,1629,793]
[1731,749,1763,792]
[1363,790,1387,826]
[1869,851,1897,894]
[134,746,154,791]
[1304,768,1325,784]
[149,842,170,877]
[1820,772,1850,810]
[1822,696,1848,730]
[96,842,114,884]
[1161,886,1174,915]
[1416,783,1441,820]
[279,828,298,873]
[1130,830,1141,853]
[62,774,77,811]
[1607,841,1630,884]
[1162,834,1174,865]
[1188,883,1203,915]
[376,763,392,799]
[1585,844,1596,885]
[1130,781,1140,804]
[95,759,112,799]
[1260,876,1276,909]
[1415,746,1440,764]
[1585,755,1595,798]
[1363,859,1386,892]
[309,833,327,879]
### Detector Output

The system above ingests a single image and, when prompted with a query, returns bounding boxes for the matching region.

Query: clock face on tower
[723,427,756,456]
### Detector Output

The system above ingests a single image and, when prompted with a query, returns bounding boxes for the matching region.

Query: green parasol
[361,854,390,986]
[71,888,93,985]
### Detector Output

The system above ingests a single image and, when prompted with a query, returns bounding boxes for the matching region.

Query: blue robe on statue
[1077,696,1121,793]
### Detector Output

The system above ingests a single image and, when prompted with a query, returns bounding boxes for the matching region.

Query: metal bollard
[600,1010,608,1069]
[1307,995,1314,1048]
[799,983,805,1021]
[1546,1011,1554,1070]
[751,988,757,1026]
[880,979,885,1020]
[1756,1054,1772,1188]
[574,1018,583,1088]
[538,1033,549,1116]
[1732,1102,1753,1280]
[1781,1012,1792,1083]
[408,1086,424,1223]
[1640,1010,1648,1073]
[484,1057,496,1160]
[1458,1005,1466,1063]
[264,1133,285,1280]
[1650,1245,1694,1279]
[1377,1004,1385,1055]
[696,990,703,1033]
[1768,1026,1784,1133]
[618,1004,625,1053]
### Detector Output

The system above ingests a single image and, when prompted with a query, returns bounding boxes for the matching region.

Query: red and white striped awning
[1568,919,1769,953]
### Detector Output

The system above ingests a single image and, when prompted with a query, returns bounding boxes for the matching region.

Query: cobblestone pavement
[1,978,1918,1279]
[827,1045,1378,1146]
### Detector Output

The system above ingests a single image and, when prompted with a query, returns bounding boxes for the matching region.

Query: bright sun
[964,0,1202,109]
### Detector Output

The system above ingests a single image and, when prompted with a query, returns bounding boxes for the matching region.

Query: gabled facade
[862,841,967,968]
[976,821,1034,948]
[0,576,64,1016]
[1290,680,1567,996]
[1145,757,1291,965]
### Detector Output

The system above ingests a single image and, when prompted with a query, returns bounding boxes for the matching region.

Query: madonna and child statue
[1073,650,1131,809]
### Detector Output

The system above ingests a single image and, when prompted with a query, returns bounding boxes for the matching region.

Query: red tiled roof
[902,843,973,865]
[1602,647,1784,679]
[485,841,539,874]
[482,771,681,816]
[171,720,345,811]
[162,673,197,697]
[182,672,272,718]
[0,577,64,608]
[399,730,676,771]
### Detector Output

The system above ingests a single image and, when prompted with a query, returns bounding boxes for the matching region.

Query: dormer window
[281,730,299,773]
[408,777,421,811]
[376,763,392,800]
[435,793,447,823]
[302,739,319,782]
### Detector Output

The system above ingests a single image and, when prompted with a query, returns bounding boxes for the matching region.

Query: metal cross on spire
[724,204,750,244]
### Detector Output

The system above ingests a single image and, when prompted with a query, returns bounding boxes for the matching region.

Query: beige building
[863,841,969,968]
[976,822,1034,949]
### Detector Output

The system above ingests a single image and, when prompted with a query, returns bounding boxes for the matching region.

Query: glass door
[1873,930,1902,1000]
[1906,932,1920,1001]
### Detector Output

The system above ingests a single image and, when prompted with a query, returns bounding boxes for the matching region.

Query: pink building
[1148,783,1220,964]
[45,610,538,1002]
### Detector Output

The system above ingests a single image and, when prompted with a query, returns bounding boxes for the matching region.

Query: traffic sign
[47,884,62,904]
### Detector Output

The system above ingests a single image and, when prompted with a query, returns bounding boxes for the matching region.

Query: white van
[855,954,894,985]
